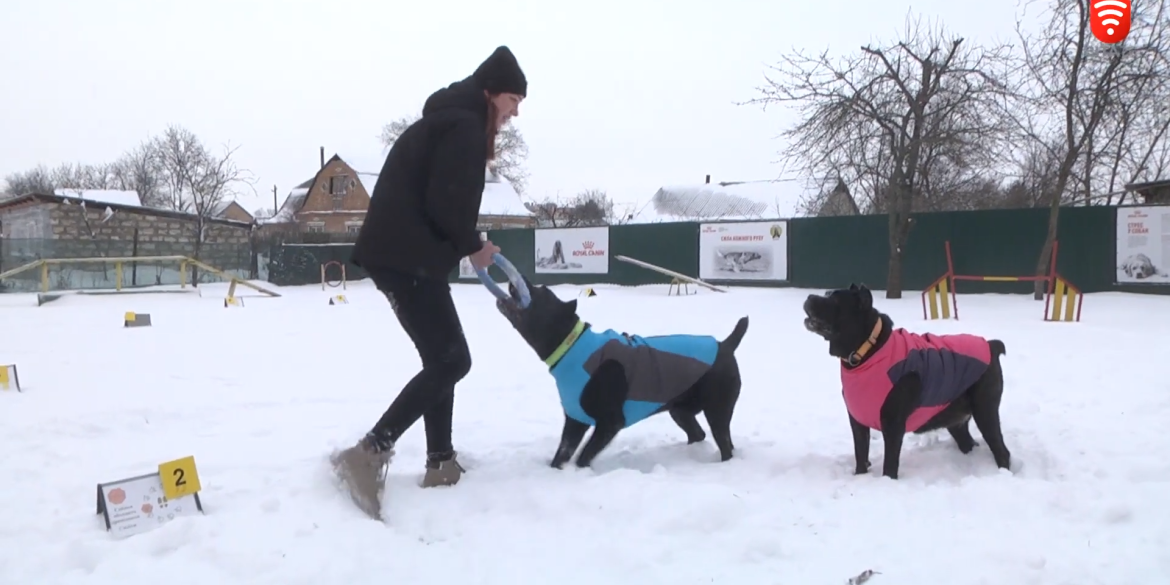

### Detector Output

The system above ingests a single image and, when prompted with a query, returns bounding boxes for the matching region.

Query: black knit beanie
[472,46,527,97]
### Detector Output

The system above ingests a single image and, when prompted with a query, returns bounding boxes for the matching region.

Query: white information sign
[698,221,789,281]
[534,227,610,274]
[458,257,477,279]
[1116,206,1170,284]
[96,472,203,539]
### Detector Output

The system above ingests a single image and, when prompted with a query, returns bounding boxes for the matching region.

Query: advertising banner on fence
[458,257,477,279]
[1116,206,1170,284]
[699,221,788,281]
[534,227,609,274]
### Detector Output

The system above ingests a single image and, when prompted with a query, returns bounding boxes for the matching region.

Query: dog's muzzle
[804,317,833,338]
[496,296,527,327]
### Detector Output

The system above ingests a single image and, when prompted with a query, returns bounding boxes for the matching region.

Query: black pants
[367,269,472,455]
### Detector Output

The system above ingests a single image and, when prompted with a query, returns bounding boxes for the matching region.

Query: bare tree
[528,189,616,227]
[149,125,256,259]
[111,143,164,206]
[380,113,531,194]
[1091,2,1170,205]
[151,125,204,213]
[2,165,56,197]
[188,143,254,260]
[1013,0,1168,296]
[749,13,1013,297]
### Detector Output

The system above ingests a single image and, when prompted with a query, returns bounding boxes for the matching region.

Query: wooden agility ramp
[0,255,280,305]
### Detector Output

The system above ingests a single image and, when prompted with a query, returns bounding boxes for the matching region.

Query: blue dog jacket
[548,322,719,427]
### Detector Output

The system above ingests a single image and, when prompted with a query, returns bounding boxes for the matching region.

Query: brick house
[0,190,253,288]
[260,152,533,236]
[262,154,375,235]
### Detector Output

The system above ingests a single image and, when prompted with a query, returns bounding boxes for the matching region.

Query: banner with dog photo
[458,257,477,279]
[698,221,788,281]
[533,227,610,274]
[1116,206,1170,284]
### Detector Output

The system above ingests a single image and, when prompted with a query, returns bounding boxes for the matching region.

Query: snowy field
[1,279,1168,585]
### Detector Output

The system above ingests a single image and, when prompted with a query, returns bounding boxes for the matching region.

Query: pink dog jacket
[842,328,991,432]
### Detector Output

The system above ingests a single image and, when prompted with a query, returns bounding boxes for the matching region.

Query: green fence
[252,204,1168,295]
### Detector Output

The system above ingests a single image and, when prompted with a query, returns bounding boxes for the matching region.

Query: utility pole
[272,184,278,216]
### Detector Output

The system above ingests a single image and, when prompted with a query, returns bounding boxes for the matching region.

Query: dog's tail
[722,316,749,352]
[988,339,1006,357]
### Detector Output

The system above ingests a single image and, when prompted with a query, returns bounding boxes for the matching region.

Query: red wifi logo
[1090,0,1132,44]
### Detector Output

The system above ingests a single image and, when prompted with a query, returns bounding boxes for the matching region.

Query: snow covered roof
[52,188,141,208]
[262,187,309,224]
[210,200,235,216]
[623,181,804,224]
[481,169,529,216]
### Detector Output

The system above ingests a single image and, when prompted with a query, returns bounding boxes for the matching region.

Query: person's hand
[469,239,501,270]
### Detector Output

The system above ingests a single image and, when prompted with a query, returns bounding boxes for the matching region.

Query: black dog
[496,277,749,468]
[803,284,1012,479]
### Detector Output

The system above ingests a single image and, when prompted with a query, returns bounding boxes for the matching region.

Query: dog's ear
[858,284,873,310]
[849,283,860,291]
[566,299,578,313]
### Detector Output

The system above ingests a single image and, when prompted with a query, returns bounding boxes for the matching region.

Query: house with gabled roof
[261,153,374,235]
[260,150,533,236]
[210,200,255,223]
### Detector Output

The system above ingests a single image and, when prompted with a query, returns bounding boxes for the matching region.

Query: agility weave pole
[613,255,727,294]
[0,256,280,301]
[320,261,347,290]
[921,240,1082,322]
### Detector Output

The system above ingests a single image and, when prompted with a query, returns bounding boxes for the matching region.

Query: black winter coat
[352,77,488,280]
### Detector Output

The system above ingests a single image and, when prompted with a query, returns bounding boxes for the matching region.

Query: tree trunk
[1033,205,1059,300]
[885,171,915,299]
[1034,155,1078,299]
[886,236,904,299]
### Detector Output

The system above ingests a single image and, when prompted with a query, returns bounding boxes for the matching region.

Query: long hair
[485,97,499,162]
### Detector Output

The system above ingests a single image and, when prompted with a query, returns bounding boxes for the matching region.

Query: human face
[489,92,523,126]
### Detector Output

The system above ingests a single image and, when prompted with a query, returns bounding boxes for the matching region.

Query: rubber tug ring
[476,253,531,309]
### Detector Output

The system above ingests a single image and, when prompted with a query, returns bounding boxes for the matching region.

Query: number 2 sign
[158,456,203,500]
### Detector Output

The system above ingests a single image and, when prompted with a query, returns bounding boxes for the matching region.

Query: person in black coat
[331,46,526,520]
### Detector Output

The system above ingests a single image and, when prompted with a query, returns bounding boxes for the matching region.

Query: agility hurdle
[921,240,1082,322]
[320,261,347,290]
[614,255,727,295]
[0,256,280,302]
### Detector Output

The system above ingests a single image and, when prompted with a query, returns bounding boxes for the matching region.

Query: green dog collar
[544,320,586,368]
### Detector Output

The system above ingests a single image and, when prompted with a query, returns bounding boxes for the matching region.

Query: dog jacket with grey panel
[842,329,991,432]
[549,326,719,427]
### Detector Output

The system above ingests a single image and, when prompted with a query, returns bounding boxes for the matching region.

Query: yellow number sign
[158,456,202,500]
[0,366,9,390]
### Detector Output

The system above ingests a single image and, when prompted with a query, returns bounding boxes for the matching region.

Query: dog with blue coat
[495,275,750,468]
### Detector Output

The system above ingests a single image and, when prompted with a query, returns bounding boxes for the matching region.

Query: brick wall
[1,200,251,268]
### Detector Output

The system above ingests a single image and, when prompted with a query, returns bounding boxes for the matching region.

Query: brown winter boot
[330,434,394,520]
[421,451,465,488]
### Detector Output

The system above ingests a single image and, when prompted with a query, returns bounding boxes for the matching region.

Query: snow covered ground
[1,280,1167,584]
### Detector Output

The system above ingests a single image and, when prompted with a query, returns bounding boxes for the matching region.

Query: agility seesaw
[475,253,532,309]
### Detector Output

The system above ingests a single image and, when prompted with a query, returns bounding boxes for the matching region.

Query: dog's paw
[854,461,871,475]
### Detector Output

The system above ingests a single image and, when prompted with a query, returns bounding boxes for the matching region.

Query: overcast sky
[0,0,1028,213]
